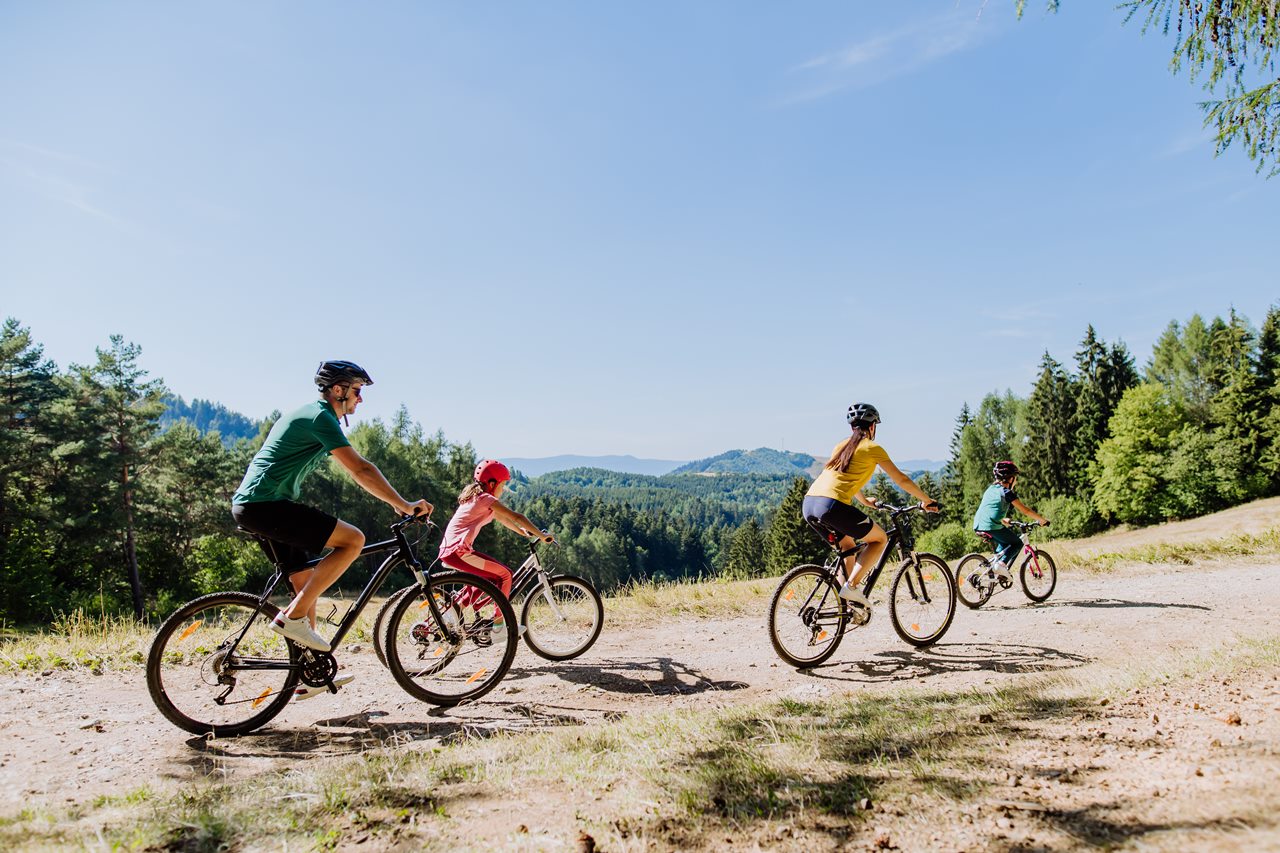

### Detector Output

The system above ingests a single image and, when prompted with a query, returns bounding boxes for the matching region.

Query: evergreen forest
[1,303,1279,626]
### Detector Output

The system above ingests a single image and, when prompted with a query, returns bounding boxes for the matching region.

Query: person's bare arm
[491,501,554,542]
[331,446,432,517]
[1011,498,1048,525]
[853,491,879,510]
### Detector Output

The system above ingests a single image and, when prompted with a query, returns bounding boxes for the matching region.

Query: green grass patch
[1060,527,1280,574]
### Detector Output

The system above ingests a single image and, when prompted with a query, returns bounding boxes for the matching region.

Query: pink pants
[440,550,511,616]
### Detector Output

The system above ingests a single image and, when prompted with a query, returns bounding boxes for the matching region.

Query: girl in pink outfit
[438,459,554,599]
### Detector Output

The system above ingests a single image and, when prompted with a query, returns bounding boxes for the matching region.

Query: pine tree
[764,477,827,576]
[723,518,765,579]
[938,403,971,523]
[63,337,167,618]
[1019,351,1075,501]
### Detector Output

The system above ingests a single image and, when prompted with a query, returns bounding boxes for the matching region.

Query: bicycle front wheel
[1020,549,1058,602]
[521,575,604,661]
[889,553,956,647]
[954,553,993,609]
[768,564,848,668]
[383,571,518,706]
[146,591,299,737]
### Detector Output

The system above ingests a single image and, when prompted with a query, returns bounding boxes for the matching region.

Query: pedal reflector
[178,621,202,642]
[252,688,272,708]
[465,668,488,685]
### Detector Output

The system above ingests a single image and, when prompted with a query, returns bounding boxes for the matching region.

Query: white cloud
[778,9,1008,105]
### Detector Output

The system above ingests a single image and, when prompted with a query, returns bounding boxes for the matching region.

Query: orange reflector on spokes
[178,621,202,642]
[251,688,272,708]
[911,624,920,632]
[465,668,488,685]
[784,590,795,600]
[817,631,828,641]
[433,647,444,657]
[922,574,935,581]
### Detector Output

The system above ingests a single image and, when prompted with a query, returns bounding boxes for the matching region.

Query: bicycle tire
[1020,548,1058,602]
[146,591,300,737]
[383,571,518,706]
[954,553,993,609]
[373,584,416,668]
[767,564,848,669]
[521,574,604,661]
[889,553,956,647]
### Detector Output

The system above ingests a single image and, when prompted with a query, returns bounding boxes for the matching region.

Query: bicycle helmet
[314,360,373,390]
[993,460,1019,481]
[474,459,511,491]
[845,402,881,426]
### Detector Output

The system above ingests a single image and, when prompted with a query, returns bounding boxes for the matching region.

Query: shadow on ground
[806,642,1090,684]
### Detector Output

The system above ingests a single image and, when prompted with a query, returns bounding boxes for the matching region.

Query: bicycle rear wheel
[889,553,956,647]
[373,584,415,668]
[768,564,848,668]
[521,575,604,661]
[146,591,299,737]
[383,571,517,706]
[954,553,993,609]
[1020,549,1058,602]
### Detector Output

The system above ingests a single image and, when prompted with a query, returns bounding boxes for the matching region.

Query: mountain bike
[954,520,1057,609]
[146,515,518,737]
[767,502,957,669]
[373,533,603,666]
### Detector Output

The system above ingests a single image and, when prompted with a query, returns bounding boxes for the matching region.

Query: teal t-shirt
[232,401,350,504]
[972,483,1017,531]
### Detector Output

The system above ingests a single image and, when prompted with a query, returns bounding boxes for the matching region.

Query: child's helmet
[474,459,512,489]
[846,402,881,426]
[993,460,1019,480]
[315,360,373,390]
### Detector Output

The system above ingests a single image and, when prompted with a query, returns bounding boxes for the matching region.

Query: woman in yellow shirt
[803,402,938,612]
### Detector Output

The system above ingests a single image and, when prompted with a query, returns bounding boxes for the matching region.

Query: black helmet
[993,460,1019,480]
[315,360,373,390]
[845,402,881,426]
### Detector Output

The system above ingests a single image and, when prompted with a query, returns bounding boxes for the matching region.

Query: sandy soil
[1,502,1278,850]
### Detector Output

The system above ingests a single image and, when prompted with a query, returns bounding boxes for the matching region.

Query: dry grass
[5,635,1276,851]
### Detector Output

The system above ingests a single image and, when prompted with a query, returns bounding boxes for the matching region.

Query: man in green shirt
[232,360,432,660]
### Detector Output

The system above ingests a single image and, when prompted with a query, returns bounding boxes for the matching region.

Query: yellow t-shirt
[806,439,891,505]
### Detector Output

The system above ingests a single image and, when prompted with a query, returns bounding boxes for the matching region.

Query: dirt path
[0,555,1276,823]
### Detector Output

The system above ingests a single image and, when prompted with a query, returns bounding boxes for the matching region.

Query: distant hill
[512,467,796,526]
[898,459,946,473]
[160,395,261,446]
[671,448,819,476]
[505,455,685,478]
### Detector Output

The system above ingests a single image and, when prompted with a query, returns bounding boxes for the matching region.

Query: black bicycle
[146,515,518,737]
[373,533,603,666]
[767,502,957,668]
[954,520,1057,608]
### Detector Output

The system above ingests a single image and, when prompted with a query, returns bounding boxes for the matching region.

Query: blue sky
[2,1,1275,463]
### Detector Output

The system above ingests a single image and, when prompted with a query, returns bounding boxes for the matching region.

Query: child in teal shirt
[972,461,1049,581]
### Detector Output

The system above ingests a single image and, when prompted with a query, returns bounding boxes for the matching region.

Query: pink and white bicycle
[954,520,1057,608]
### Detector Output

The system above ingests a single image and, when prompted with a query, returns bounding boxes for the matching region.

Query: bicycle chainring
[299,651,339,688]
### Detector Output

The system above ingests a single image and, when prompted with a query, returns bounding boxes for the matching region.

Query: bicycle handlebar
[874,501,941,515]
[392,513,436,533]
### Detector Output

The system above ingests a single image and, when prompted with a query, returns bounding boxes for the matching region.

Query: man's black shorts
[231,500,339,575]
[802,495,875,542]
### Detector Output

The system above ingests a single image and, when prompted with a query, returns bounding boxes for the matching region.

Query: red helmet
[993,460,1019,481]
[473,459,511,492]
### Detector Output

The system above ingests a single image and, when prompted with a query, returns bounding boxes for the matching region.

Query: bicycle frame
[226,517,447,676]
[813,503,935,604]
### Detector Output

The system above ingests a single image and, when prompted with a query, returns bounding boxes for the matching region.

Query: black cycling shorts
[231,500,339,575]
[802,495,875,542]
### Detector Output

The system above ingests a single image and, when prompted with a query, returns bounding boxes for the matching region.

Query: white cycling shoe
[270,615,331,652]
